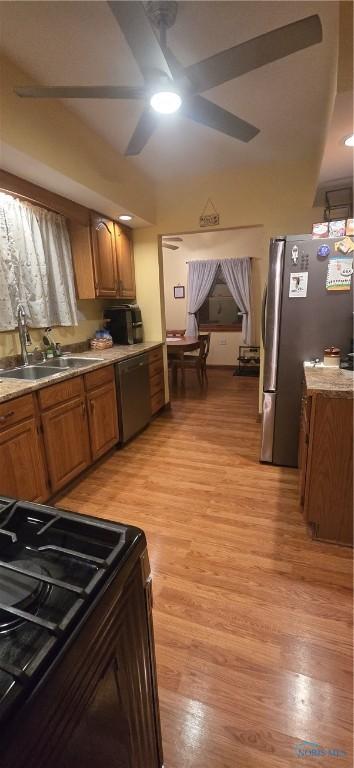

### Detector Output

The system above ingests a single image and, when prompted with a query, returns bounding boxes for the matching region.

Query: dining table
[166,336,200,388]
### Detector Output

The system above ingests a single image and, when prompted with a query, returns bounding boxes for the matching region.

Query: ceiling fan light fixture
[344,134,354,148]
[150,90,182,114]
[119,214,133,221]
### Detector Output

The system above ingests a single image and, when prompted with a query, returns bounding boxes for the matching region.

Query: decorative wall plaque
[199,198,220,228]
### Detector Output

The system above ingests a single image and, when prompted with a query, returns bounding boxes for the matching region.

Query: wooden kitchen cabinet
[298,383,353,546]
[0,395,48,503]
[91,213,118,297]
[298,386,312,507]
[86,381,119,461]
[41,393,91,494]
[114,223,136,299]
[148,347,165,416]
[70,212,136,300]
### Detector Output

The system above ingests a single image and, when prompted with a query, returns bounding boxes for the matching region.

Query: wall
[162,227,263,365]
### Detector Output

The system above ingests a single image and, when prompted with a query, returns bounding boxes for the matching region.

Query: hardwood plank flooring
[58,369,353,768]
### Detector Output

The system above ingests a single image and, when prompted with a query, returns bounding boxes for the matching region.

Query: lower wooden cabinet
[298,385,353,546]
[148,348,165,416]
[0,416,48,502]
[0,360,149,501]
[87,381,119,461]
[41,396,91,494]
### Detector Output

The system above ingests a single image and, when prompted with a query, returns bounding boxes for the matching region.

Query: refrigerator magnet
[289,272,308,298]
[326,256,353,291]
[317,244,330,260]
[291,245,299,264]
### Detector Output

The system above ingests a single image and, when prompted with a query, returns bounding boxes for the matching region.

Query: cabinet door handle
[0,410,15,422]
[96,220,111,234]
[90,400,95,412]
[81,402,86,419]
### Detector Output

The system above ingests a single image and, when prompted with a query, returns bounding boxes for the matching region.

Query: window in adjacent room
[197,265,243,331]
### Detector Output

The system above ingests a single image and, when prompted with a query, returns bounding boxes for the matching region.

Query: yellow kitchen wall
[0,301,107,359]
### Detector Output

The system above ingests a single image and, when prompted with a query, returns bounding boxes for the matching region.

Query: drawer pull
[0,410,15,422]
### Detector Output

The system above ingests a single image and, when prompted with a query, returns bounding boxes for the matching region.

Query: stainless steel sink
[0,365,64,380]
[42,356,103,369]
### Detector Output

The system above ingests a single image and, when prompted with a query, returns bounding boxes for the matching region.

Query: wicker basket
[89,338,113,351]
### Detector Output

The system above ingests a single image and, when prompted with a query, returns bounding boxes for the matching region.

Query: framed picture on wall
[174,285,185,299]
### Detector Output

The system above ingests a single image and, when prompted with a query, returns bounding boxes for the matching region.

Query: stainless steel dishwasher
[115,353,151,443]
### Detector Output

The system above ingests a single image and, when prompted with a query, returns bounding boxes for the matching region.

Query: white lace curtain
[186,257,252,343]
[220,258,252,344]
[186,260,219,336]
[0,192,78,331]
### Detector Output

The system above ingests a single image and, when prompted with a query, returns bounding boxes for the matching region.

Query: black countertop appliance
[0,498,163,768]
[104,304,143,345]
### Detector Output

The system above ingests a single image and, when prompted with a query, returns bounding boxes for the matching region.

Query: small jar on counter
[323,346,341,368]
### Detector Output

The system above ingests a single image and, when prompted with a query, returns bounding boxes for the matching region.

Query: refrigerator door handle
[260,392,276,463]
[261,285,267,348]
[263,239,285,393]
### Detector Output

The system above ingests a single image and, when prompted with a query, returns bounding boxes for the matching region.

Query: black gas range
[0,497,143,728]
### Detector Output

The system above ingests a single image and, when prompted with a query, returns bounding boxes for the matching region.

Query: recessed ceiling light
[344,134,354,147]
[150,91,182,114]
[119,214,132,222]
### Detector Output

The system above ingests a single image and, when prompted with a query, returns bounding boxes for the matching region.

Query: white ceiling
[0,1,338,182]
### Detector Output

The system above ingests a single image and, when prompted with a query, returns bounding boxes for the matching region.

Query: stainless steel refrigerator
[260,234,353,467]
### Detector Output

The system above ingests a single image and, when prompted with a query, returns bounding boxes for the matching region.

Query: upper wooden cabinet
[69,213,136,301]
[114,223,136,299]
[91,214,118,297]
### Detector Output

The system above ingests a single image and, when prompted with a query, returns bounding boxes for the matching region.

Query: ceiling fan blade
[15,85,146,99]
[163,237,183,242]
[108,1,173,82]
[163,243,179,250]
[125,107,158,155]
[185,14,322,93]
[181,95,259,143]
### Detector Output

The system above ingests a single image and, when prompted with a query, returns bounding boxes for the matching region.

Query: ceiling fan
[15,1,323,156]
[162,236,183,251]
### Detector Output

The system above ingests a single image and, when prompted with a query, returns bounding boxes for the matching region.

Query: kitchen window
[197,265,243,331]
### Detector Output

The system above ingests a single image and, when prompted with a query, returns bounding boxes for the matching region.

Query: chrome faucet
[17,304,30,366]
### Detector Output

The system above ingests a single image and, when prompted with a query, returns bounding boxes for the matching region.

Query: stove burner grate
[0,560,50,633]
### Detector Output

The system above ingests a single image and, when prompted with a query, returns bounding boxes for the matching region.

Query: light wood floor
[59,369,353,768]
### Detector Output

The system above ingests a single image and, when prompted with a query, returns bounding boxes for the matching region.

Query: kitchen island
[298,364,353,546]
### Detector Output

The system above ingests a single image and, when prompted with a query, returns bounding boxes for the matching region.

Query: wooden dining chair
[166,329,186,337]
[198,332,211,383]
[171,333,211,388]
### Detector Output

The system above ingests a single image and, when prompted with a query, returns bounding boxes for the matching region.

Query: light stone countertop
[304,363,354,398]
[0,342,164,405]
